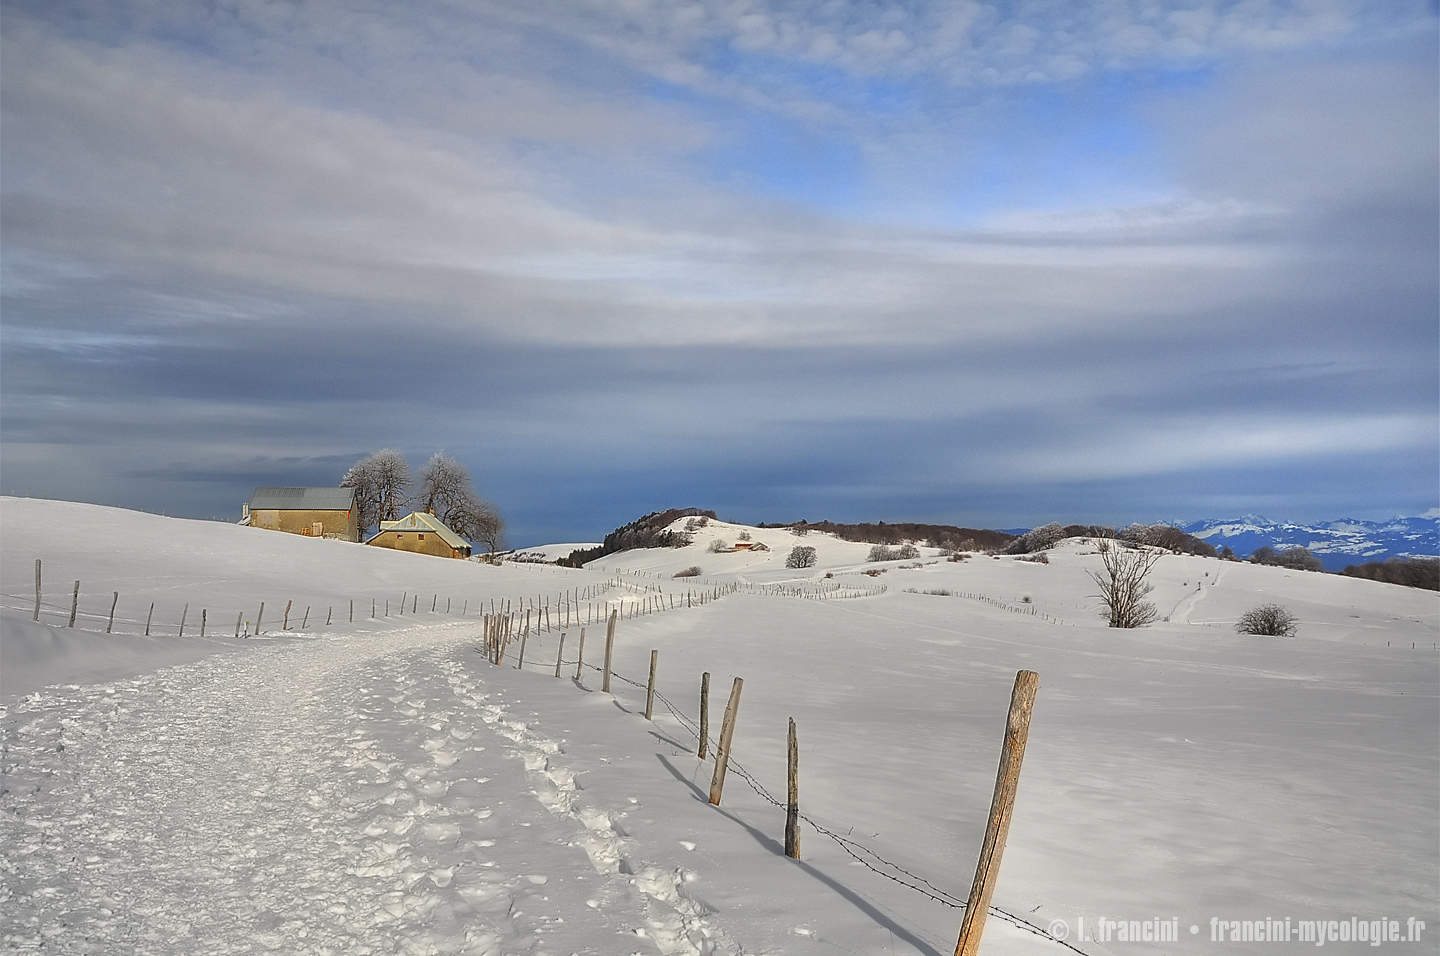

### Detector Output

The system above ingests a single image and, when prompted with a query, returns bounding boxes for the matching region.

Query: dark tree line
[1341,558,1439,590]
[561,508,712,567]
[755,519,1015,552]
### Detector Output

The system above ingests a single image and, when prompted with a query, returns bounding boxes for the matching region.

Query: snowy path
[0,623,727,955]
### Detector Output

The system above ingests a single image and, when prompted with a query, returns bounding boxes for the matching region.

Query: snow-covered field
[2,498,1436,955]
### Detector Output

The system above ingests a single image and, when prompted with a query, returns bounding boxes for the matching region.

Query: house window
[418,533,425,540]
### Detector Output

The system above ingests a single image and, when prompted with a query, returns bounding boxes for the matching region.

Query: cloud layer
[2,1,1435,543]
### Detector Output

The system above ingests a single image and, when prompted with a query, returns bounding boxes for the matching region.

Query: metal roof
[249,487,355,511]
[371,511,471,552]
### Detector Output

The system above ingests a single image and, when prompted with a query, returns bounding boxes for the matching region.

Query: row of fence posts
[485,599,1040,955]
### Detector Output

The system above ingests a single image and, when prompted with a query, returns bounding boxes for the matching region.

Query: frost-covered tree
[342,449,412,536]
[417,453,504,554]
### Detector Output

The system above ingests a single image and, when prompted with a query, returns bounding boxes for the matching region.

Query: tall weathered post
[954,670,1040,956]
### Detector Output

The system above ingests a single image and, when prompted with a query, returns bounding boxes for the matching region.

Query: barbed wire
[575,659,1090,955]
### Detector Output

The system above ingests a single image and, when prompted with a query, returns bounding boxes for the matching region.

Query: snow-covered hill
[1182,513,1440,570]
[2,498,1436,955]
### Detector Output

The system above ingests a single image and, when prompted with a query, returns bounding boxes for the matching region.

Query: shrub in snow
[1236,604,1299,636]
[673,566,702,578]
[868,543,920,561]
[708,539,730,553]
[786,546,817,569]
[1016,553,1049,564]
[738,530,751,541]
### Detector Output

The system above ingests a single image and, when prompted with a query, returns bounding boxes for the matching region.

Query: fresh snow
[2,498,1437,955]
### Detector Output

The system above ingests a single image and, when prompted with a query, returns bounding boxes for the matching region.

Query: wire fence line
[518,651,1088,955]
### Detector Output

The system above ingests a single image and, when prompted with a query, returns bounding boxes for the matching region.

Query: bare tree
[417,453,505,553]
[1089,539,1161,628]
[342,449,412,536]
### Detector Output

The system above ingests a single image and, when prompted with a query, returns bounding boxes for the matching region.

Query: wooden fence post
[255,602,264,635]
[34,559,41,621]
[350,599,354,623]
[708,677,743,805]
[146,602,155,636]
[178,603,188,638]
[518,618,529,668]
[107,592,119,634]
[401,592,406,615]
[785,717,800,859]
[575,627,586,680]
[698,672,710,759]
[555,633,566,677]
[201,608,207,638]
[235,611,243,639]
[283,600,292,631]
[301,606,310,629]
[432,594,437,612]
[953,670,1040,956]
[326,606,332,626]
[68,581,80,627]
[645,650,658,719]
[412,594,417,614]
[602,610,617,693]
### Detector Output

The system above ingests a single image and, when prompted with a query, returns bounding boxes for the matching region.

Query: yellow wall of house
[249,509,358,542]
[366,530,468,559]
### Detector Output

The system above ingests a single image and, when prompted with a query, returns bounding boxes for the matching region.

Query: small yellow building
[246,487,359,541]
[366,512,472,559]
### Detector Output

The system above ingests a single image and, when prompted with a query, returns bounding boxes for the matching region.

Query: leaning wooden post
[954,670,1040,956]
[708,677,743,805]
[412,594,417,614]
[432,593,437,612]
[283,600,292,631]
[301,606,310,629]
[645,650,658,720]
[255,602,264,635]
[518,620,530,668]
[785,717,800,858]
[33,559,41,621]
[68,581,80,627]
[235,611,243,639]
[574,627,586,680]
[602,610,618,693]
[178,603,188,638]
[555,633,567,677]
[145,602,154,636]
[698,672,710,759]
[107,592,119,634]
[326,606,332,626]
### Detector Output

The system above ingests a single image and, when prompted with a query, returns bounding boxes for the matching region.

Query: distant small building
[246,487,358,541]
[366,511,472,559]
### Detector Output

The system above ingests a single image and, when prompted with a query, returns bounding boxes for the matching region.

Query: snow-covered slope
[1182,513,1440,570]
[3,498,1436,955]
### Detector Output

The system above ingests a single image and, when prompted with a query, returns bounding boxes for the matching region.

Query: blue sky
[2,0,1436,547]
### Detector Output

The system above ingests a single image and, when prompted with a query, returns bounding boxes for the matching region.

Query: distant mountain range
[996,514,1439,571]
[1180,514,1440,571]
